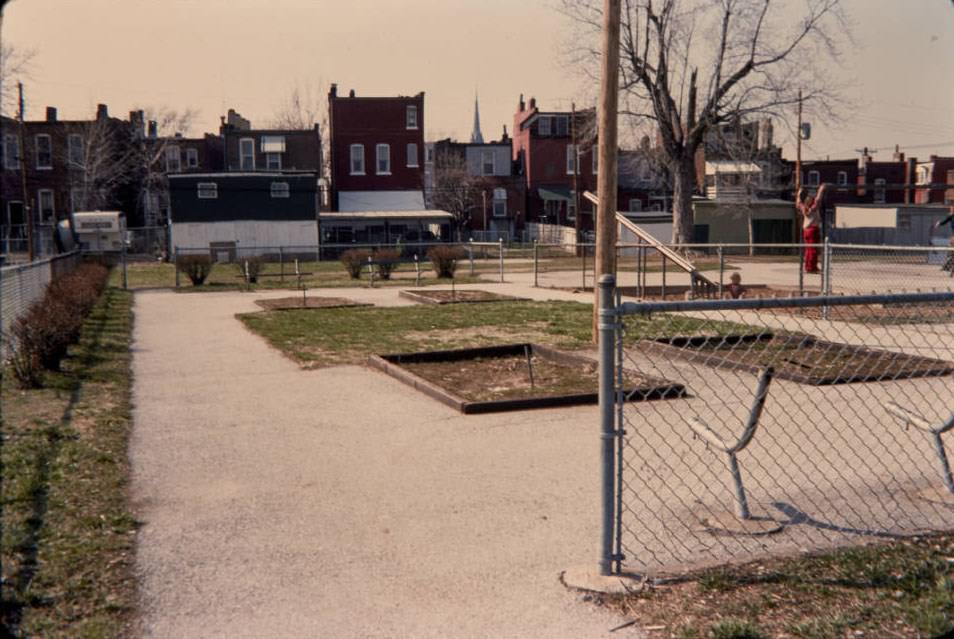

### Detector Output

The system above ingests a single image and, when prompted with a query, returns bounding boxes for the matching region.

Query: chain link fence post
[174,247,180,289]
[533,240,538,288]
[499,238,504,283]
[598,274,617,576]
[718,245,725,298]
[279,246,285,283]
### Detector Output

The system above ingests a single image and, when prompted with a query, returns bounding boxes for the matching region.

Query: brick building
[794,159,859,205]
[915,156,954,204]
[217,108,321,174]
[327,85,425,212]
[856,146,914,205]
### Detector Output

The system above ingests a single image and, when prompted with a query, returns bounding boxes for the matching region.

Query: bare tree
[429,150,486,240]
[562,0,847,243]
[271,82,329,182]
[0,43,33,116]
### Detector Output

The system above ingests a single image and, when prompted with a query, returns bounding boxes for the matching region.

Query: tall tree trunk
[671,153,696,245]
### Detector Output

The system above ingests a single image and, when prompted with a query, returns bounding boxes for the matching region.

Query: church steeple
[470,92,484,144]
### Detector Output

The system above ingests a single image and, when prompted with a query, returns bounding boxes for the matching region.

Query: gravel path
[130,287,626,638]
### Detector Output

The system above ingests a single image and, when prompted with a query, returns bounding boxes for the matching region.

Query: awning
[538,186,571,201]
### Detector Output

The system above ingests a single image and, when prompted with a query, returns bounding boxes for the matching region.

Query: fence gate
[599,276,954,577]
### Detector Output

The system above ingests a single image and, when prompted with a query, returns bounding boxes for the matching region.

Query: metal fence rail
[597,276,954,577]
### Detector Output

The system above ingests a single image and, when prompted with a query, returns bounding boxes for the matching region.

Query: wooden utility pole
[18,81,33,261]
[593,0,621,341]
[571,102,581,255]
[794,89,802,243]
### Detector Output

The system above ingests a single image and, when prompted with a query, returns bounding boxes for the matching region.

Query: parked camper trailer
[73,211,126,253]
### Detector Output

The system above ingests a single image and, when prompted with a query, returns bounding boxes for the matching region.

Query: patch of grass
[1,286,137,636]
[601,535,954,638]
[237,300,744,368]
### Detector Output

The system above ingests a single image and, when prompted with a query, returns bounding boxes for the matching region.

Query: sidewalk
[129,284,627,638]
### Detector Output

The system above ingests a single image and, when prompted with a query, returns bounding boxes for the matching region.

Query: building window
[376,143,391,175]
[492,188,507,217]
[38,189,55,222]
[165,145,181,173]
[481,150,495,176]
[406,143,418,168]
[538,117,551,137]
[350,144,365,175]
[185,148,199,168]
[425,145,434,163]
[239,138,255,170]
[68,134,84,166]
[806,170,820,186]
[270,181,290,198]
[629,199,642,212]
[266,152,282,170]
[555,116,568,136]
[566,144,577,175]
[4,135,20,170]
[917,166,930,185]
[261,135,286,153]
[837,171,847,186]
[406,105,418,130]
[197,182,218,199]
[874,178,886,204]
[35,134,52,169]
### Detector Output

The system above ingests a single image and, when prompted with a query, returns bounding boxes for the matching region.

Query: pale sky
[3,0,953,162]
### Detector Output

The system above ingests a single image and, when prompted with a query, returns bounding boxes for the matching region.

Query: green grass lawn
[1,287,137,636]
[601,534,954,638]
[238,300,739,368]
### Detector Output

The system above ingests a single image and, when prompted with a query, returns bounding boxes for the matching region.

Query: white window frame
[874,178,886,204]
[35,134,52,169]
[38,188,55,222]
[492,188,507,217]
[68,134,84,166]
[376,143,391,175]
[197,182,218,199]
[185,148,199,168]
[538,117,551,136]
[239,137,255,170]
[481,150,495,176]
[4,135,20,170]
[270,181,290,198]
[165,145,181,173]
[406,105,418,130]
[629,198,642,212]
[806,170,820,186]
[406,143,419,168]
[566,144,577,175]
[260,135,286,153]
[350,144,365,175]
[265,152,282,170]
[837,171,848,186]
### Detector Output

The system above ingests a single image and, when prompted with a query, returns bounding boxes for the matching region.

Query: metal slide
[583,191,717,297]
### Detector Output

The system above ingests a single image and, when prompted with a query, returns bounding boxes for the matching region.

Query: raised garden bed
[399,289,526,305]
[255,296,371,311]
[641,333,954,385]
[369,343,685,414]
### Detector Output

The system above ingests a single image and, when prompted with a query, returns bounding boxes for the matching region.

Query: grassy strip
[1,287,136,637]
[597,535,954,638]
[238,300,742,368]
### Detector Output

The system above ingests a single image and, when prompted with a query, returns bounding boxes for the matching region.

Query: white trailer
[73,211,126,253]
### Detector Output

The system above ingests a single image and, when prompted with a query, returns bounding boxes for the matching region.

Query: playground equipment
[884,401,954,505]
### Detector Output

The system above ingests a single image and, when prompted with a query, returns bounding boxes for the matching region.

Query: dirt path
[129,288,625,638]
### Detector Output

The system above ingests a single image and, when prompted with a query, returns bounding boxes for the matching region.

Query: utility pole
[794,89,802,245]
[18,81,33,261]
[481,189,487,235]
[593,0,621,341]
[572,102,581,256]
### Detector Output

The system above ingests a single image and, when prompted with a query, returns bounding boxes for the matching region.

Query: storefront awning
[538,187,571,201]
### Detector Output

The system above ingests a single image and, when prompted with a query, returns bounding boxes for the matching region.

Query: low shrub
[236,256,265,283]
[427,245,466,279]
[177,254,213,286]
[373,248,401,280]
[341,249,372,279]
[9,263,110,387]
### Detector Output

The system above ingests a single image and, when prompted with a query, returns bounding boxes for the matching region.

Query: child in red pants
[797,183,827,273]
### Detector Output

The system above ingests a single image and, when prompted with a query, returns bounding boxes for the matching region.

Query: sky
[2,0,953,163]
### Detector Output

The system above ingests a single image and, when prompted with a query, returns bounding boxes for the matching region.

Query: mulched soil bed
[255,296,371,311]
[399,289,525,304]
[369,343,685,413]
[641,333,954,385]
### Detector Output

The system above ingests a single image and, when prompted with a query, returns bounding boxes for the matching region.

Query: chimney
[148,120,157,138]
[518,93,525,112]
[129,110,145,137]
[96,103,108,120]
[329,83,337,98]
[502,124,508,141]
[45,106,57,122]
[904,157,916,204]
[348,89,355,98]
[893,144,903,162]
[529,97,536,110]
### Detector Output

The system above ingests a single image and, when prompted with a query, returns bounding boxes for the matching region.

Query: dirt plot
[398,289,525,304]
[370,343,685,413]
[641,333,954,385]
[773,301,954,325]
[254,296,371,311]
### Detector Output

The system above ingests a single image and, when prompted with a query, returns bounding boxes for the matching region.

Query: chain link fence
[594,278,954,578]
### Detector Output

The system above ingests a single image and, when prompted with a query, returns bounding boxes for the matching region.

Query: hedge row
[8,263,110,388]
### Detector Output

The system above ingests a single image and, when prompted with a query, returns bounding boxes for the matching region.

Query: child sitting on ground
[726,272,746,299]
